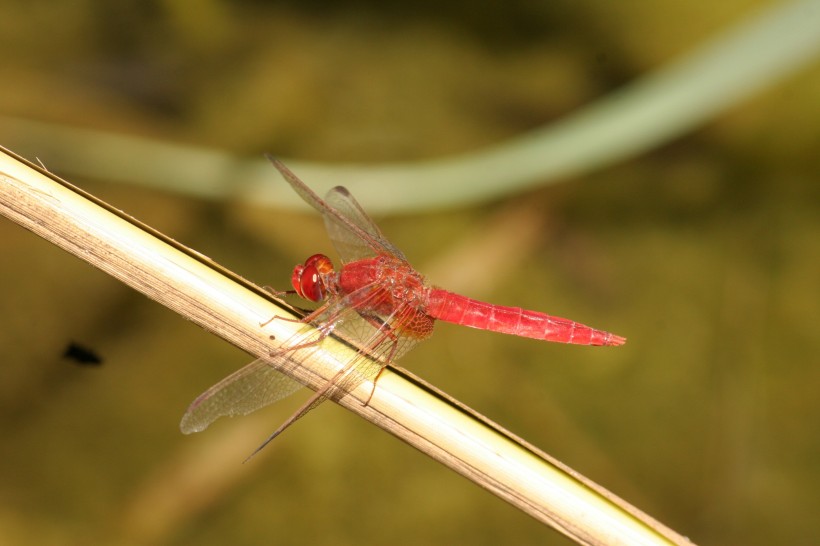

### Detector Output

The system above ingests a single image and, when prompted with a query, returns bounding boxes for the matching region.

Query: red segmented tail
[426,290,625,347]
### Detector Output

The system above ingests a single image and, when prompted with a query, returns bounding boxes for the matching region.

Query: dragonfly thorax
[338,254,430,314]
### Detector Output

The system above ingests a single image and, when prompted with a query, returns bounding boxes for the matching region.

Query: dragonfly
[180,156,625,457]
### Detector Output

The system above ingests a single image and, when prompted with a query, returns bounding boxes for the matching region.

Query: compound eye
[290,265,306,297]
[291,254,333,301]
[304,254,326,268]
[296,263,324,302]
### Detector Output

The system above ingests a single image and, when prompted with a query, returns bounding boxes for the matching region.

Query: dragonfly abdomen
[426,290,625,346]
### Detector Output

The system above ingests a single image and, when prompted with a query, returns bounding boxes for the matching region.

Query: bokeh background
[1,1,819,545]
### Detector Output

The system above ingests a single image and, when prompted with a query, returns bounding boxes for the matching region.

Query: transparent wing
[267,155,405,263]
[180,280,431,435]
[180,358,303,434]
[323,186,406,263]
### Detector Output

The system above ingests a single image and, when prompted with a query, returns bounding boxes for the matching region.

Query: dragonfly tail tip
[606,334,627,346]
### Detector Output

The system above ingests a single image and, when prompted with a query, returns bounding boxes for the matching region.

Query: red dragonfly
[181,156,625,455]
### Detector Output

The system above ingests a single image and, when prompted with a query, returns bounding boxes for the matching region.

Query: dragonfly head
[292,254,335,302]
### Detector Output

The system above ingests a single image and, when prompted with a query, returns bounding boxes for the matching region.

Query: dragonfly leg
[261,314,302,327]
[365,366,389,405]
[261,285,295,298]
[266,321,336,359]
[266,306,341,361]
[261,301,335,328]
[357,312,401,406]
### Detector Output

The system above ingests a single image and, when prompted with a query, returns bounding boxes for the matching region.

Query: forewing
[181,278,429,435]
[178,305,408,434]
[180,358,303,434]
[266,155,405,263]
[323,186,406,263]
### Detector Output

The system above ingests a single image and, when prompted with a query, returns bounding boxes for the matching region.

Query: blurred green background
[1,1,819,545]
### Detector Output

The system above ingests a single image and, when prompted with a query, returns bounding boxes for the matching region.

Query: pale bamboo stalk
[0,146,694,546]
